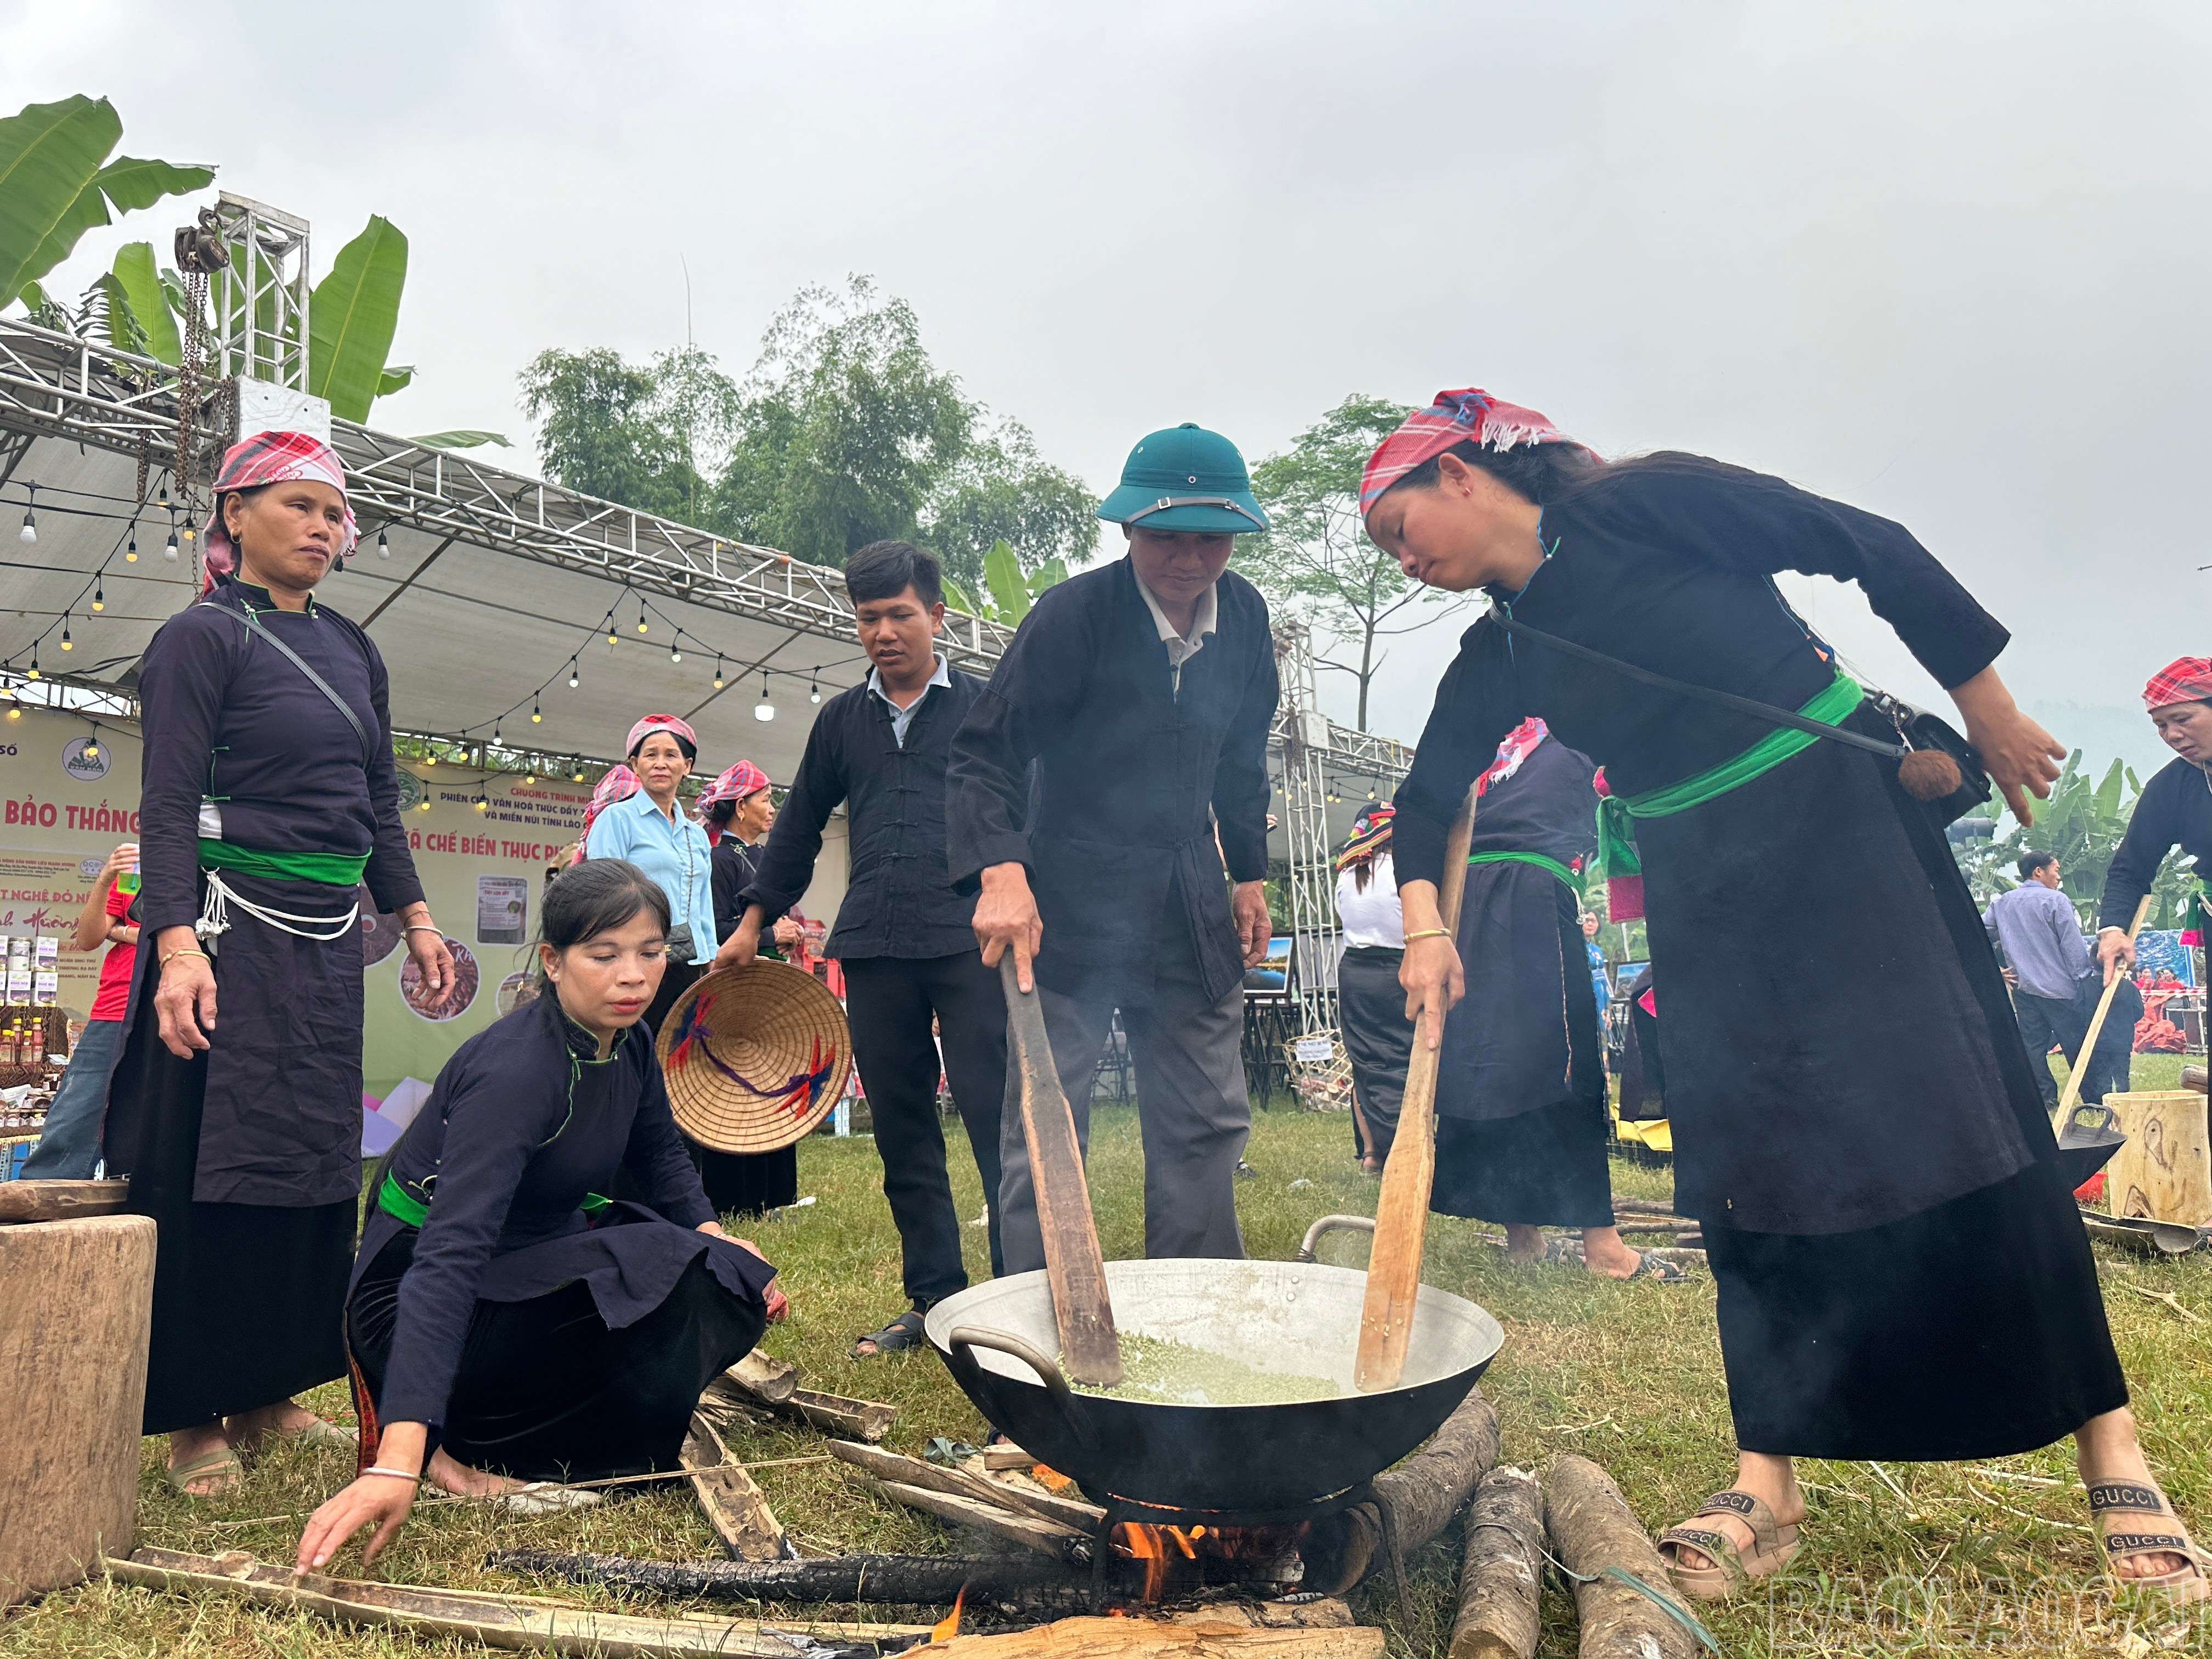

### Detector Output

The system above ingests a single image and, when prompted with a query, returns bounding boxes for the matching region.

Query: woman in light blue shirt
[583,714,717,1031]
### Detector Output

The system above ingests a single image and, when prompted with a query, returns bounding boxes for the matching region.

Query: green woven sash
[1467,849,1579,889]
[377,1170,608,1228]
[198,838,368,887]
[1595,671,1865,882]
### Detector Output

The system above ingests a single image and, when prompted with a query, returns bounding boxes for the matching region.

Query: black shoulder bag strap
[1485,607,1908,760]
[198,600,376,770]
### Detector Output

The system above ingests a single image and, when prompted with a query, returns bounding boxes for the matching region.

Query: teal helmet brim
[1097,486,1270,535]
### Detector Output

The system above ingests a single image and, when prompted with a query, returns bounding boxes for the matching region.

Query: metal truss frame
[210,194,311,390]
[0,313,1417,774]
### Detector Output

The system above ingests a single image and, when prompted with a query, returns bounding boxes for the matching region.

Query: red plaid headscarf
[696,760,770,816]
[2143,657,2212,712]
[625,713,698,759]
[1359,388,1590,518]
[580,764,640,838]
[1335,803,1395,871]
[201,430,357,593]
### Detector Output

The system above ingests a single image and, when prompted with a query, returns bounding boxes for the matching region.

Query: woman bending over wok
[298,859,787,1571]
[1372,389,2203,1605]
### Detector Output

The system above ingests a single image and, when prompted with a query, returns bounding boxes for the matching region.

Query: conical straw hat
[656,961,852,1155]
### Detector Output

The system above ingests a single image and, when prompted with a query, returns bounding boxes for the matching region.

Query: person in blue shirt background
[582,715,718,1032]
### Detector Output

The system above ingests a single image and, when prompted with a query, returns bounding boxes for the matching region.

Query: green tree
[921,417,1096,592]
[1244,393,1468,731]
[714,276,970,565]
[1977,751,2200,927]
[517,347,706,519]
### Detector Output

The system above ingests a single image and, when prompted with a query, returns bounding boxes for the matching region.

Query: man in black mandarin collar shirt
[715,541,1006,1357]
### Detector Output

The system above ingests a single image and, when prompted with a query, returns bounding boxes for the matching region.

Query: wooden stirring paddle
[1356,784,1479,1394]
[2056,893,2152,1121]
[999,955,1121,1386]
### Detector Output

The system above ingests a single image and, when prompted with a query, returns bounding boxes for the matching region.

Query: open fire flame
[928,1584,964,1643]
[1109,1521,1306,1604]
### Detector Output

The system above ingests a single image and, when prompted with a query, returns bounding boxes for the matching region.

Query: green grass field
[3,1057,2206,1656]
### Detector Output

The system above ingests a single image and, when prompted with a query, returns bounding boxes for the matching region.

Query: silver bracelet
[363,1466,421,1483]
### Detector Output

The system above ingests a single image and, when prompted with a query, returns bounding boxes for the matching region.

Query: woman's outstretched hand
[701,1222,789,1322]
[297,1471,416,1571]
[1950,666,2063,826]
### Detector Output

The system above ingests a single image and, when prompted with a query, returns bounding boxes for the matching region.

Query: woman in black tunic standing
[106,432,454,1497]
[1428,719,1671,1280]
[295,860,782,1571]
[1369,389,2203,1601]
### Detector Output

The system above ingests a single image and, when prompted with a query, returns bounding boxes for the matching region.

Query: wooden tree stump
[1541,1454,1699,1659]
[0,1214,156,1605]
[1449,1467,1543,1659]
[2104,1091,2211,1226]
[1304,1387,1500,1594]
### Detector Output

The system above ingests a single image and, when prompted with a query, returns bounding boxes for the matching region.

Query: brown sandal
[2089,1481,2210,1604]
[1658,1489,1802,1600]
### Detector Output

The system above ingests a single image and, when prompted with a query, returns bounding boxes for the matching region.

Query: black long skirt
[1430,1094,1616,1227]
[348,1226,764,1480]
[631,961,798,1218]
[1338,946,1412,1163]
[105,952,354,1433]
[1707,1155,2126,1459]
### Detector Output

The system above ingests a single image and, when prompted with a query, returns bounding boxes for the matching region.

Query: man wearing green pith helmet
[948,423,1281,1267]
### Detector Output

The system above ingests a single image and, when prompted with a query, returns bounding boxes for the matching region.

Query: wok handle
[1296,1214,1375,1263]
[948,1325,1096,1449]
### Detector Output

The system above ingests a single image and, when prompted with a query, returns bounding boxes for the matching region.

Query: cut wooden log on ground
[684,1414,791,1562]
[984,1443,1038,1471]
[776,1387,896,1442]
[1303,1387,1500,1594]
[864,1477,1089,1562]
[827,1440,1105,1531]
[490,1546,1125,1610]
[2181,1063,2205,1094]
[1449,1467,1543,1659]
[111,1547,929,1656]
[1541,1454,1702,1659]
[931,1613,1384,1657]
[1,1214,155,1607]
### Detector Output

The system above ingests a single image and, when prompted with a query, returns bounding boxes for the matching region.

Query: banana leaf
[110,240,180,364]
[80,269,148,357]
[942,574,984,616]
[983,538,1030,623]
[379,364,415,397]
[0,95,120,309]
[308,216,408,422]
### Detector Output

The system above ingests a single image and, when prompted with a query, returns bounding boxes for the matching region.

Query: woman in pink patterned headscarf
[697,761,803,962]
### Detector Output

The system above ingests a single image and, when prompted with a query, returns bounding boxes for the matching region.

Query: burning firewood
[683,1413,792,1562]
[1302,1387,1501,1594]
[1540,1454,1704,1659]
[1448,1467,1543,1659]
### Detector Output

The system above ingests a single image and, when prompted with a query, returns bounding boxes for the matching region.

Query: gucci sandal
[2089,1480,2210,1604]
[1658,1489,1802,1600]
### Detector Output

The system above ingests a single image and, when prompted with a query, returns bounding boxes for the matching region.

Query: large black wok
[924,1236,1503,1513]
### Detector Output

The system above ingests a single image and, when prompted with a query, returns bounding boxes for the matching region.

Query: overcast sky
[8,1,2205,771]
